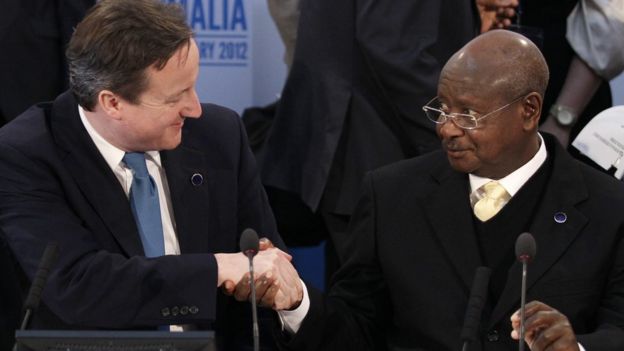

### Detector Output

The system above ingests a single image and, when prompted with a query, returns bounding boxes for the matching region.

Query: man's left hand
[511,301,580,351]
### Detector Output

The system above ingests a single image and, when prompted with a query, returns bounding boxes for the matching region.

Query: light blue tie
[123,152,165,257]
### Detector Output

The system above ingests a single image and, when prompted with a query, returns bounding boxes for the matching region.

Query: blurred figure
[541,0,624,154]
[267,0,300,71]
[0,0,95,126]
[520,0,614,155]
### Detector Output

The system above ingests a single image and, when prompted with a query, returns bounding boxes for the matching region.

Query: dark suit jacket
[0,92,283,349]
[0,0,94,126]
[262,0,480,216]
[279,134,624,350]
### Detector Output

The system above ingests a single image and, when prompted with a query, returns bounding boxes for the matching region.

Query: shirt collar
[78,106,162,170]
[469,133,547,197]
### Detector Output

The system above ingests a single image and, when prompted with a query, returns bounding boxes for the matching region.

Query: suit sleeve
[276,173,391,350]
[0,142,218,328]
[356,0,442,114]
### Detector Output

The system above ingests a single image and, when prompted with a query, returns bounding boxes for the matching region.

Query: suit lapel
[50,92,144,256]
[425,167,483,290]
[161,146,212,254]
[488,139,589,326]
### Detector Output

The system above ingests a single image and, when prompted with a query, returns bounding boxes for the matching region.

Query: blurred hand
[215,252,249,288]
[510,301,580,351]
[225,271,280,307]
[477,0,518,32]
[223,247,303,310]
[221,236,280,294]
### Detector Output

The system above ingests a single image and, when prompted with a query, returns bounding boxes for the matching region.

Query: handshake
[215,232,303,311]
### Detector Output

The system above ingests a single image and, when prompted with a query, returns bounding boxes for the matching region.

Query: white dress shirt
[469,133,547,205]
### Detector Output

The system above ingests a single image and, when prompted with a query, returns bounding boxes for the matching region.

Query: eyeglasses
[422,95,525,130]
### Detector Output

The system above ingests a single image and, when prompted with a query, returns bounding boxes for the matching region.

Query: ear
[520,92,542,131]
[97,90,124,121]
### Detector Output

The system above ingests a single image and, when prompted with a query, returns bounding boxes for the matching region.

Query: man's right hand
[233,248,303,310]
[219,242,303,310]
[220,237,278,294]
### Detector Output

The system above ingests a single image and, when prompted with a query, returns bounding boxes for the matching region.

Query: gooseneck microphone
[13,242,59,351]
[515,232,537,351]
[240,228,260,351]
[460,267,492,351]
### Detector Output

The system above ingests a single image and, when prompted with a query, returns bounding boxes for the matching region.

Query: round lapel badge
[191,173,204,186]
[553,212,567,224]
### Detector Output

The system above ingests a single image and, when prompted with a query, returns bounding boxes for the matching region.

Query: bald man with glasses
[261,30,624,351]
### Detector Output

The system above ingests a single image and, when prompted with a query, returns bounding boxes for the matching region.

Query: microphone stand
[515,232,536,351]
[246,253,259,351]
[519,258,528,351]
[240,228,260,351]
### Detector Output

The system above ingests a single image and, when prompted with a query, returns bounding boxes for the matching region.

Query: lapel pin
[553,212,567,224]
[190,173,204,186]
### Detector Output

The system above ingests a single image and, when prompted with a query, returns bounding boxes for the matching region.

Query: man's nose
[436,117,464,139]
[182,89,202,118]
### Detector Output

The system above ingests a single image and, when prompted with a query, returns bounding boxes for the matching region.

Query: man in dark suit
[0,1,301,350]
[260,0,483,281]
[262,30,624,350]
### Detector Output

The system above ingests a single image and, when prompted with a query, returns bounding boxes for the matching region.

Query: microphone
[240,228,260,351]
[460,267,491,351]
[515,232,537,351]
[13,243,59,351]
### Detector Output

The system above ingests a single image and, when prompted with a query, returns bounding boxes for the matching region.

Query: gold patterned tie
[473,181,511,222]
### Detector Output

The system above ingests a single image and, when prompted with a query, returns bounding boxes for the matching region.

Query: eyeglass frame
[422,94,527,130]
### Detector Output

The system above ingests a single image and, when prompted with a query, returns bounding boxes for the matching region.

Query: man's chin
[446,156,476,174]
[158,135,183,150]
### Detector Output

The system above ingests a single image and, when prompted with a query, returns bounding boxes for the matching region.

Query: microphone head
[240,228,259,257]
[515,232,536,263]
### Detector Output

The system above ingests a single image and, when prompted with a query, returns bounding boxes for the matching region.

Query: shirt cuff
[277,279,310,334]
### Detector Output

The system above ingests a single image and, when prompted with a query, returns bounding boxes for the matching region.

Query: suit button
[161,308,170,317]
[487,330,499,342]
[171,306,180,316]
[180,306,189,315]
[189,305,199,314]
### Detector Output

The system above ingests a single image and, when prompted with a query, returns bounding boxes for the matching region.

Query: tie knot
[482,181,508,200]
[123,152,149,177]
[473,181,511,222]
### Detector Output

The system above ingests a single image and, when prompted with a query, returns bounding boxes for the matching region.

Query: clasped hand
[220,239,303,310]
